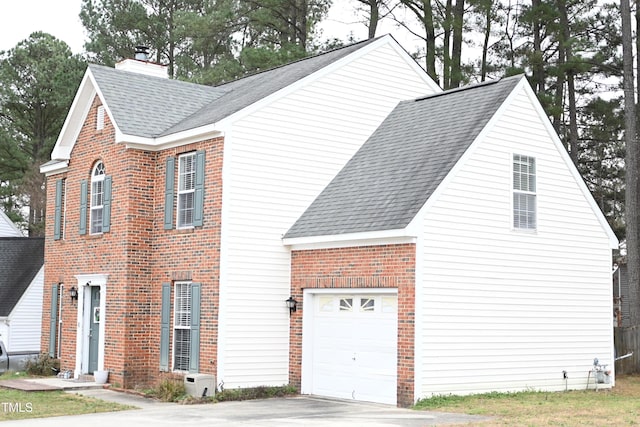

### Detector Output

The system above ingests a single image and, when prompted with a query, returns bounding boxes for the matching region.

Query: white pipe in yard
[615,352,633,361]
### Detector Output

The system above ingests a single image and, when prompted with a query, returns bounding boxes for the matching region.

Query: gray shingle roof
[89,37,380,138]
[0,238,44,317]
[162,37,379,135]
[89,64,225,138]
[284,75,523,239]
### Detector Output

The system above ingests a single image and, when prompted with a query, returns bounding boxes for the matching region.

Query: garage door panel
[308,293,398,405]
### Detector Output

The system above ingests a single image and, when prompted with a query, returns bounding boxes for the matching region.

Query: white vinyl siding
[173,282,191,371]
[217,41,439,388]
[0,211,23,237]
[1,267,43,352]
[178,153,196,228]
[415,85,613,398]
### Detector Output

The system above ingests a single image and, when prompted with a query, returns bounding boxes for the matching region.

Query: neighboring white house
[284,75,618,404]
[0,210,23,237]
[0,235,44,354]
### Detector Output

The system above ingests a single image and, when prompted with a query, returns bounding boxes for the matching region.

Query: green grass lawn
[414,375,640,426]
[0,372,135,421]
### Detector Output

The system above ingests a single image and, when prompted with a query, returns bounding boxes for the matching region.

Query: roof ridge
[414,74,523,102]
[88,63,221,91]
[161,37,385,136]
[213,37,383,88]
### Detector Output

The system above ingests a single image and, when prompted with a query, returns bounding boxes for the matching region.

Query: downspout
[58,284,63,358]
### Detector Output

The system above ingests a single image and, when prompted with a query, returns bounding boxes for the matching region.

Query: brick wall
[289,243,416,407]
[42,95,222,388]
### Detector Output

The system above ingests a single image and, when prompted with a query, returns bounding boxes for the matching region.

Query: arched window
[90,162,106,234]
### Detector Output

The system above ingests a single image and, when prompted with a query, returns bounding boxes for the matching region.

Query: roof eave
[282,228,417,251]
[210,35,439,128]
[40,160,69,176]
[117,124,225,152]
[51,69,96,160]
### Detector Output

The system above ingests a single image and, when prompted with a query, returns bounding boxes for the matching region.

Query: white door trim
[73,274,108,378]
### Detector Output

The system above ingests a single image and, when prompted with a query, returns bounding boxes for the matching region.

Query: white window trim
[172,281,191,372]
[512,153,537,231]
[177,152,196,229]
[90,162,105,234]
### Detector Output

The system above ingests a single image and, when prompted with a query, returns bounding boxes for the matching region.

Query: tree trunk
[557,0,578,164]
[553,30,565,134]
[360,0,380,38]
[636,0,640,100]
[298,0,308,50]
[480,0,492,81]
[622,0,640,328]
[450,0,464,88]
[400,0,437,82]
[423,0,437,82]
[442,0,453,89]
[531,0,544,94]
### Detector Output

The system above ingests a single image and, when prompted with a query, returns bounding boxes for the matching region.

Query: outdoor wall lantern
[285,297,297,315]
[69,286,78,303]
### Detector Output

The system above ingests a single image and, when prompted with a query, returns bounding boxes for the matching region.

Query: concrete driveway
[2,389,491,426]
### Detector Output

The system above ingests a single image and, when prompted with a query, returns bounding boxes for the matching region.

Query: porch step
[78,374,95,382]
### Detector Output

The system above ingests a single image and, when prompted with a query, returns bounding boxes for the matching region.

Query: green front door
[88,286,100,373]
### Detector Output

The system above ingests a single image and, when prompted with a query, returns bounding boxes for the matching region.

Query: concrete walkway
[0,377,104,392]
[1,378,493,426]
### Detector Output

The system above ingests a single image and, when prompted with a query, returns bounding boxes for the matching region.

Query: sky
[0,1,419,55]
[0,0,86,53]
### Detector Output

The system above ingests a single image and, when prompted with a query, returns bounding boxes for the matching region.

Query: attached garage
[301,291,398,405]
[288,244,417,407]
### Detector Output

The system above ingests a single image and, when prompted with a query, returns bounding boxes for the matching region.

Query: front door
[88,286,101,373]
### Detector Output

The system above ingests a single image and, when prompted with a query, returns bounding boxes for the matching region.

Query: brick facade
[42,96,222,388]
[289,244,416,407]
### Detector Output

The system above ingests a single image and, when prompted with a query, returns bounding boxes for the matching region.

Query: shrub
[150,377,187,402]
[214,385,297,402]
[24,354,60,376]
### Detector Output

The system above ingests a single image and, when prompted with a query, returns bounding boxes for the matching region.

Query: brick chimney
[115,46,168,79]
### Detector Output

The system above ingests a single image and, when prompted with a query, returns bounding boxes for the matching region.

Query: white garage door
[310,293,398,405]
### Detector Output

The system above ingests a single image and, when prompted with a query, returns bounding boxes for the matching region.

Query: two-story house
[41,35,616,407]
[40,35,440,402]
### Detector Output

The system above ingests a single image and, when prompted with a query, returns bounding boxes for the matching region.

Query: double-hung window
[513,154,536,230]
[173,282,192,371]
[165,151,205,230]
[178,153,196,228]
[160,281,201,372]
[90,162,106,234]
[80,162,111,236]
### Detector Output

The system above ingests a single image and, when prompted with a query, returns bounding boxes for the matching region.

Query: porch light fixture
[69,286,78,303]
[285,297,297,315]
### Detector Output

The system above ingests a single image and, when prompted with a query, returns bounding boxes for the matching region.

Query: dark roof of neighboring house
[0,238,44,317]
[90,37,380,138]
[285,75,523,239]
